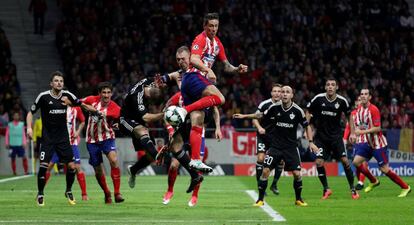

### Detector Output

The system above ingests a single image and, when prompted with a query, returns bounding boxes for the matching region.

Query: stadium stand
[54,0,413,132]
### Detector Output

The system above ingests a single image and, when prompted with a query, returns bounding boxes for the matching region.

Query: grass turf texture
[0,175,413,224]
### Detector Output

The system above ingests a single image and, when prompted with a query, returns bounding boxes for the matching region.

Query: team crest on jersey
[277,112,281,116]
[289,112,295,120]
[193,44,199,50]
[49,101,53,104]
[31,104,36,111]
[322,103,326,107]
[139,105,145,111]
[335,102,340,109]
[215,46,219,52]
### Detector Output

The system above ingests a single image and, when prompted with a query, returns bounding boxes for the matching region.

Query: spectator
[28,0,47,35]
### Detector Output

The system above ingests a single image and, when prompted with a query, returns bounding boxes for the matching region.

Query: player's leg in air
[126,124,202,193]
[269,160,284,195]
[373,146,411,197]
[177,74,223,172]
[353,143,380,194]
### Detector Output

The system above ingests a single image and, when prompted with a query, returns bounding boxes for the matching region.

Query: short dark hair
[325,77,337,85]
[97,81,113,92]
[49,71,64,82]
[203,13,219,25]
[176,46,190,54]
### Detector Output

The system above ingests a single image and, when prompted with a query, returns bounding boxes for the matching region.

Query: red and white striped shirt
[189,31,227,74]
[67,106,85,145]
[83,96,120,143]
[355,103,387,149]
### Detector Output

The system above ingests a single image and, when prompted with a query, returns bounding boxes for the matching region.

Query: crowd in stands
[0,22,25,134]
[54,0,414,132]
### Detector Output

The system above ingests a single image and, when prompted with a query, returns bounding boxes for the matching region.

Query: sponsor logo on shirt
[321,111,337,116]
[276,122,294,128]
[49,109,66,114]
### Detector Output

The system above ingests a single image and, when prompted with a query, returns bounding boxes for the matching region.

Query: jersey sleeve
[191,34,206,56]
[64,91,82,106]
[75,107,85,123]
[370,106,381,127]
[216,39,228,62]
[107,101,121,120]
[30,93,43,114]
[306,97,318,114]
[342,98,351,116]
[81,95,97,105]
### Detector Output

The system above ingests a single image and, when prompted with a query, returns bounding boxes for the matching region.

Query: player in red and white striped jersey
[82,82,124,204]
[351,89,411,197]
[343,98,366,190]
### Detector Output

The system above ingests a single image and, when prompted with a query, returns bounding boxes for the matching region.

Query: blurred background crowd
[1,0,413,134]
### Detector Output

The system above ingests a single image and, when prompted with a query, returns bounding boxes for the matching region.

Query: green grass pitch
[0,175,413,224]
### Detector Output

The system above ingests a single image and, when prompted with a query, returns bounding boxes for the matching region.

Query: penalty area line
[0,175,32,183]
[245,190,286,222]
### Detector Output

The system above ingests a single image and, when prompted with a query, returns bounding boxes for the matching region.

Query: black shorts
[39,141,73,164]
[264,147,301,171]
[120,116,157,152]
[314,136,347,161]
[256,133,270,154]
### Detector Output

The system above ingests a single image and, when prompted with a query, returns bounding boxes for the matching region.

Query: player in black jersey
[306,78,358,200]
[236,86,319,207]
[233,84,283,195]
[120,77,203,194]
[26,71,83,206]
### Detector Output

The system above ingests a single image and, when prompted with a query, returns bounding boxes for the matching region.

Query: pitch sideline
[245,190,286,222]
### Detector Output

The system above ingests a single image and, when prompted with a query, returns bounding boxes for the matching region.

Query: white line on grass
[0,175,32,183]
[0,219,273,223]
[245,190,286,222]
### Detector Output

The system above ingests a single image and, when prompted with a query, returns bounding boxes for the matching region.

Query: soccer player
[81,82,124,204]
[306,78,358,199]
[159,46,221,205]
[121,77,203,194]
[175,13,248,171]
[45,106,88,200]
[351,89,411,197]
[343,97,366,190]
[162,94,222,207]
[231,84,283,195]
[235,86,319,206]
[26,71,82,206]
[5,112,29,175]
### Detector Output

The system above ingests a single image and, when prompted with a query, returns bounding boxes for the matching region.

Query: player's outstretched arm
[223,60,248,74]
[233,112,262,119]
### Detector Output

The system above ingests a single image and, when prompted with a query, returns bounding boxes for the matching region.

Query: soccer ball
[164,105,181,126]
